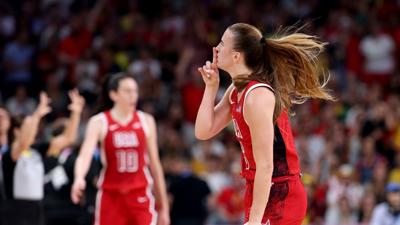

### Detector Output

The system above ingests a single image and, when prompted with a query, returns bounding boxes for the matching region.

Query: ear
[233,51,241,63]
[109,91,117,102]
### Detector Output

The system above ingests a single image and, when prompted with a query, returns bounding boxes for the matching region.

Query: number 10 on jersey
[116,150,138,173]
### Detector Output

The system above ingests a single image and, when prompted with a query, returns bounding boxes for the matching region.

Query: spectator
[209,161,245,225]
[359,20,395,86]
[2,92,51,225]
[325,164,364,225]
[5,85,36,117]
[42,90,85,225]
[169,155,211,225]
[370,182,400,225]
[2,30,34,86]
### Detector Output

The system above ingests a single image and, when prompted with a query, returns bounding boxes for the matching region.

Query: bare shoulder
[245,87,275,107]
[88,113,105,129]
[89,113,101,123]
[243,88,275,125]
[138,111,157,138]
[140,111,156,126]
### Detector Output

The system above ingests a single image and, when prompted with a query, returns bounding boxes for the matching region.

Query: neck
[229,63,253,80]
[111,106,134,119]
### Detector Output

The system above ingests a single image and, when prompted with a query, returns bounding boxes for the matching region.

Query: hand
[34,92,52,118]
[198,47,219,87]
[71,178,86,204]
[68,89,85,114]
[157,209,170,225]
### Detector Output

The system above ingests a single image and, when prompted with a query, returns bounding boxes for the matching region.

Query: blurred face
[0,108,10,134]
[215,29,239,73]
[362,137,375,156]
[109,78,138,110]
[16,86,27,101]
[387,191,400,209]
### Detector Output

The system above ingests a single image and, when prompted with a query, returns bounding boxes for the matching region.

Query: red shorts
[244,174,307,225]
[94,188,157,225]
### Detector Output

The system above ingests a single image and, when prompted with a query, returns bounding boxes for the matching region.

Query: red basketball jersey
[230,81,301,180]
[97,110,153,192]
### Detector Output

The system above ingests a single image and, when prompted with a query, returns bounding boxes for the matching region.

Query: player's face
[215,29,238,73]
[110,78,138,109]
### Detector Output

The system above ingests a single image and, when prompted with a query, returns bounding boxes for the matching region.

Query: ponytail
[229,23,334,120]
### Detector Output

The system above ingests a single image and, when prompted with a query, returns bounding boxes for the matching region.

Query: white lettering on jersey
[232,119,243,139]
[113,131,139,148]
[239,143,250,170]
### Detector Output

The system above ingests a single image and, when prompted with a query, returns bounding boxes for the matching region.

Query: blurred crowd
[1,0,400,225]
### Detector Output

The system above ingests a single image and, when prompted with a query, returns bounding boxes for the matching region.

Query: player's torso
[229,81,300,180]
[99,110,151,191]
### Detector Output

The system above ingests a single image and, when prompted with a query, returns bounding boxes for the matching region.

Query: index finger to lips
[213,47,218,63]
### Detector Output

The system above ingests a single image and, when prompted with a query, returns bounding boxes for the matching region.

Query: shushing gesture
[198,47,219,87]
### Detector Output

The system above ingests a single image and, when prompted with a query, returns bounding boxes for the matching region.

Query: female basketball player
[71,73,169,225]
[195,23,333,225]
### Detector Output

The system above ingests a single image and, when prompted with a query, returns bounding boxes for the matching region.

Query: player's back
[98,110,152,192]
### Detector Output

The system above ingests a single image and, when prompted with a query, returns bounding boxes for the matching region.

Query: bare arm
[11,116,39,161]
[195,84,233,140]
[11,92,51,161]
[144,113,170,225]
[244,88,275,224]
[71,115,102,204]
[195,47,232,140]
[47,89,85,156]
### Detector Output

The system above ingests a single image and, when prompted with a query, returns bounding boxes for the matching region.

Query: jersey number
[116,150,138,173]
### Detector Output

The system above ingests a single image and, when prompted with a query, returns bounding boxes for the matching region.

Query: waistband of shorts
[271,173,302,183]
[244,173,303,184]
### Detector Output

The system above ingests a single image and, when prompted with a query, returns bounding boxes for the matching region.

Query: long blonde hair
[229,23,334,120]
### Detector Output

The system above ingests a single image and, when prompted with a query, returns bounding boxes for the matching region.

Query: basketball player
[71,73,169,225]
[195,23,334,225]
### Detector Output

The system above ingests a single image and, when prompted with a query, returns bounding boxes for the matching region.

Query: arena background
[1,0,400,224]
